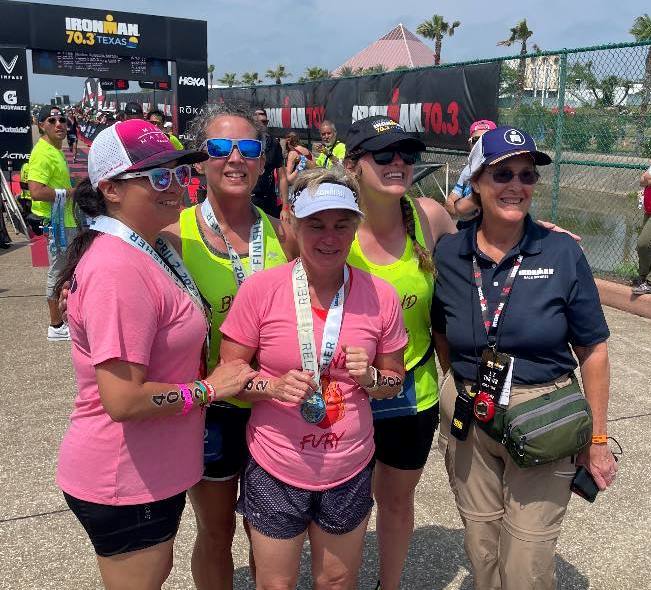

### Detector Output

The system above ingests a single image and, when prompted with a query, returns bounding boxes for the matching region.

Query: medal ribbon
[200,198,264,287]
[472,254,523,347]
[292,259,349,421]
[90,215,209,330]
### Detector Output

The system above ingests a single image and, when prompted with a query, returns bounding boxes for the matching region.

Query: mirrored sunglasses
[202,138,263,159]
[117,164,192,191]
[370,149,418,166]
[46,116,67,125]
[487,168,540,185]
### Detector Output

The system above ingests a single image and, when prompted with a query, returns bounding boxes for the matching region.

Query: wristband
[363,366,381,392]
[202,380,217,403]
[178,384,194,416]
[192,380,208,405]
[591,434,608,445]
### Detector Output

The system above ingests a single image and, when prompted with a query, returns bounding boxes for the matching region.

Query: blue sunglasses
[202,138,263,159]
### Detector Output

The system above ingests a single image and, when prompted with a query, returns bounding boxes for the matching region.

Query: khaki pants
[438,372,575,590]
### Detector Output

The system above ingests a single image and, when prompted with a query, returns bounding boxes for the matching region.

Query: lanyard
[90,215,209,329]
[49,189,68,254]
[200,198,264,287]
[292,258,349,423]
[472,253,523,347]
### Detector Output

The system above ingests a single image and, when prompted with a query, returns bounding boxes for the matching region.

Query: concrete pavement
[0,230,649,589]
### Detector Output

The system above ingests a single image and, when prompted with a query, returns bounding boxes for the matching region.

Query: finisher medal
[301,393,327,424]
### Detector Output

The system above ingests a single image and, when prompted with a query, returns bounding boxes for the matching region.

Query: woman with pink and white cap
[445,119,497,221]
[54,119,257,589]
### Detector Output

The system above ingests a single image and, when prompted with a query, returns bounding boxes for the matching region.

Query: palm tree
[498,19,535,109]
[241,72,261,86]
[266,65,291,85]
[217,73,239,87]
[630,14,651,117]
[303,67,331,81]
[338,66,355,77]
[361,65,387,75]
[207,64,215,88]
[416,15,461,65]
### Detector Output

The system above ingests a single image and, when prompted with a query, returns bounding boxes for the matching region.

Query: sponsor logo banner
[210,63,500,150]
[0,48,31,170]
[176,60,207,137]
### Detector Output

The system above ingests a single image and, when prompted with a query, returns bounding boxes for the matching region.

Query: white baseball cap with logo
[289,182,363,218]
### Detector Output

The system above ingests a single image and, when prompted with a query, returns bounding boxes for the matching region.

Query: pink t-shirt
[220,261,407,491]
[57,234,207,505]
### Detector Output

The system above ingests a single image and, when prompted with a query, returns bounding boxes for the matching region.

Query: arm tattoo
[380,375,403,388]
[245,378,270,392]
[151,389,181,407]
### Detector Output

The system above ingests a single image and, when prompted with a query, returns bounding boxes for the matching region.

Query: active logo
[3,90,17,105]
[2,151,30,160]
[0,124,30,133]
[0,55,18,75]
[179,76,206,87]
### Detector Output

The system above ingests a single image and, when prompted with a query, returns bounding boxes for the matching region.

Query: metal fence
[419,40,651,281]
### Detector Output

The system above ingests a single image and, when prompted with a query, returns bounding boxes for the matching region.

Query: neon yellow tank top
[180,205,288,408]
[347,197,438,411]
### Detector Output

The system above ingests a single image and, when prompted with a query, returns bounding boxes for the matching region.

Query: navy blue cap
[345,115,426,153]
[468,126,551,175]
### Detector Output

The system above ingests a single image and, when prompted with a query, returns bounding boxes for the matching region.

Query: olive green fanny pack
[477,376,593,468]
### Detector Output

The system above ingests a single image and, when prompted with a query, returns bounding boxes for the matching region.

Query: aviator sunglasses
[202,138,263,159]
[486,167,540,185]
[369,148,419,166]
[117,164,192,191]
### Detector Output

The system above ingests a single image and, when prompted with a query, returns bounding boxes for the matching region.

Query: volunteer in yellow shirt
[315,120,346,168]
[28,105,77,342]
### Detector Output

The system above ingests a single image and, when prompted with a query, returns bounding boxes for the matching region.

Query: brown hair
[344,150,434,275]
[285,132,301,149]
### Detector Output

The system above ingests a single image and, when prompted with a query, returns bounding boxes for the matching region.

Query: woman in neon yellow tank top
[344,116,456,590]
[160,104,296,590]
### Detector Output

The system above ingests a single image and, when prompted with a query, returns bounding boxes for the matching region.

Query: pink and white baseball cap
[88,119,207,188]
[469,119,497,135]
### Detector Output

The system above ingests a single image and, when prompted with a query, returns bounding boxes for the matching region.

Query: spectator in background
[124,102,143,120]
[251,108,288,218]
[145,109,184,150]
[27,105,77,341]
[285,131,314,185]
[116,110,126,122]
[315,120,346,169]
[66,110,79,164]
[445,119,497,221]
[633,165,651,295]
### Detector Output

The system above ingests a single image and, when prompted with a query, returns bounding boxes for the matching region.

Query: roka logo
[3,90,17,105]
[179,76,206,87]
[0,55,18,75]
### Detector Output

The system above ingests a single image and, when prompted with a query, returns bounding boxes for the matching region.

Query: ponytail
[53,177,106,297]
[400,196,435,275]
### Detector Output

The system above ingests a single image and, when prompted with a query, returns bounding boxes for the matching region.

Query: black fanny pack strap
[412,337,436,371]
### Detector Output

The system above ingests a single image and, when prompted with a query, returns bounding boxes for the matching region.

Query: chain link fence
[420,40,651,281]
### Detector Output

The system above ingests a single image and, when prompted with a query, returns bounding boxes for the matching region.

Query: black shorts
[373,403,439,470]
[63,491,186,557]
[203,403,251,480]
[67,135,77,146]
[237,456,374,539]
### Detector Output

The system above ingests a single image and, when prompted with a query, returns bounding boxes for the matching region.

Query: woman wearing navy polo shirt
[432,126,617,590]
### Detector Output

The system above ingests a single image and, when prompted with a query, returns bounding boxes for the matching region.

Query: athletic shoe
[631,281,651,295]
[48,323,71,341]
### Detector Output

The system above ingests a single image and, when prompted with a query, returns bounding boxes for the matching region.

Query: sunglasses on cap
[202,138,263,159]
[117,165,192,191]
[46,116,67,125]
[486,168,540,185]
[369,148,418,166]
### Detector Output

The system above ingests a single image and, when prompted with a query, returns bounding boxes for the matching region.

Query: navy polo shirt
[432,215,609,385]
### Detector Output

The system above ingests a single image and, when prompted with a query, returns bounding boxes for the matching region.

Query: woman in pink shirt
[54,120,256,590]
[220,167,408,589]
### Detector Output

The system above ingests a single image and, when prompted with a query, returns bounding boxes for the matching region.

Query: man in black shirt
[252,108,288,219]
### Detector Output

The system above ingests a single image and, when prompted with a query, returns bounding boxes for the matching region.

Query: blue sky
[19,0,650,101]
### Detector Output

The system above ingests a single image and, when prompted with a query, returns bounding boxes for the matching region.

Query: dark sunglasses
[469,136,481,145]
[487,168,540,185]
[370,149,418,166]
[202,138,263,159]
[46,116,67,125]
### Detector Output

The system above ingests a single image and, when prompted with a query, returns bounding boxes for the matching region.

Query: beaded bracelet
[192,380,208,405]
[178,384,194,416]
[199,379,217,404]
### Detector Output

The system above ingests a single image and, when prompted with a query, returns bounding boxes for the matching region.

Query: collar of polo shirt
[459,214,543,257]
